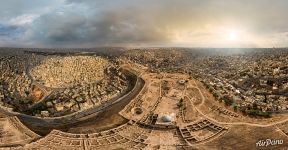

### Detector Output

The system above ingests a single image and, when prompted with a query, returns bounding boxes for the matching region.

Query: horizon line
[0,46,287,49]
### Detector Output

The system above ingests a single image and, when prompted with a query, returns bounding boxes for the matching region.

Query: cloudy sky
[0,0,288,48]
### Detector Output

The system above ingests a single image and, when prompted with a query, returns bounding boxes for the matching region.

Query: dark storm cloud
[1,0,288,47]
[29,1,174,47]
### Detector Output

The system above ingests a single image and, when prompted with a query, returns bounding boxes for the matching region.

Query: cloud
[9,14,39,26]
[0,24,24,38]
[1,0,288,47]
[26,1,174,47]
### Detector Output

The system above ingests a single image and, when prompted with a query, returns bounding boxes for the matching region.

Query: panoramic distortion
[0,0,288,149]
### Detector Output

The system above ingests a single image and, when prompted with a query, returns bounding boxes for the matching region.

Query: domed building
[161,115,172,122]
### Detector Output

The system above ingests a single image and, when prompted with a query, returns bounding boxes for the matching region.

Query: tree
[252,103,258,110]
[223,96,233,106]
[177,98,184,108]
[233,105,238,112]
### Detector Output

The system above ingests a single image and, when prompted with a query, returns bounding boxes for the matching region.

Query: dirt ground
[196,125,288,150]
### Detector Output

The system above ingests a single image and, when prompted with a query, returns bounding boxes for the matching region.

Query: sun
[226,30,238,41]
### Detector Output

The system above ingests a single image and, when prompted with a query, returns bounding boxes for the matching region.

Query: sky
[0,0,288,48]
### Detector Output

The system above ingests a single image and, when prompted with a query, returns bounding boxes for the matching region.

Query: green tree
[177,98,184,108]
[233,105,238,112]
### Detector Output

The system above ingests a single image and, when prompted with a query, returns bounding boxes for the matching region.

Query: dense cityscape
[0,48,287,149]
[0,51,130,117]
[124,48,288,118]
